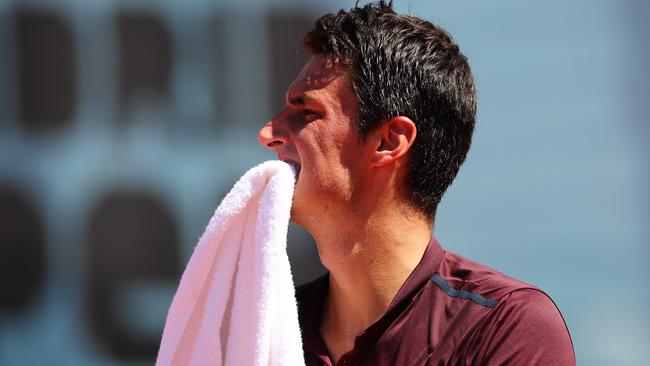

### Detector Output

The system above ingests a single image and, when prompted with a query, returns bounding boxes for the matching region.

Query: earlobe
[372,116,417,167]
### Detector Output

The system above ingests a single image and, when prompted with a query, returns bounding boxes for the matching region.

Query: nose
[257,120,287,151]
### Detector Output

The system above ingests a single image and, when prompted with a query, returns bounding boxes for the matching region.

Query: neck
[309,202,432,340]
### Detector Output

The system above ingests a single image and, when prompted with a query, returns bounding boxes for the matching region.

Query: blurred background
[0,0,647,365]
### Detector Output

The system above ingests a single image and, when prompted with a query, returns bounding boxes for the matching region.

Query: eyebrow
[286,94,305,107]
[285,91,319,109]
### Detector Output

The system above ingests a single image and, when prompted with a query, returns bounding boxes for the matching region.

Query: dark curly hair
[304,1,477,219]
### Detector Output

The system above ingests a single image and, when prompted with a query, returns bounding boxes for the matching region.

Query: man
[258,1,575,365]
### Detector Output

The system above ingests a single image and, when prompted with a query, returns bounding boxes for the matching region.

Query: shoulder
[437,251,572,334]
[437,251,536,302]
[474,288,576,365]
[489,288,573,341]
[437,251,575,364]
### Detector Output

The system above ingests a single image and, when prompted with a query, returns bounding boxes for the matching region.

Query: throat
[322,269,394,339]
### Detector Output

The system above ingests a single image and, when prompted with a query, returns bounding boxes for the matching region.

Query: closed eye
[302,109,321,120]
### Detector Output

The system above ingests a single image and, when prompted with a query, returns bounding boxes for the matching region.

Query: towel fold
[156,160,305,366]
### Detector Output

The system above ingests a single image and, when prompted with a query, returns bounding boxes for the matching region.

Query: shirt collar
[386,234,445,310]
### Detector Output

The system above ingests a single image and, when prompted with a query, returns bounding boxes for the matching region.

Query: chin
[289,188,314,228]
[288,204,304,227]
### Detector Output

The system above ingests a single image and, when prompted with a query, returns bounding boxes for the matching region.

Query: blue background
[0,0,647,365]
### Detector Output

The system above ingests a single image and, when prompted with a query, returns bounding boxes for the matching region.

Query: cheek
[294,126,354,190]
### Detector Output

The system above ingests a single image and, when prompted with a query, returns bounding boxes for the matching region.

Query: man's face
[258,54,371,227]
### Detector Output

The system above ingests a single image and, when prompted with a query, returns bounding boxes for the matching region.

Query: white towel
[156,160,305,366]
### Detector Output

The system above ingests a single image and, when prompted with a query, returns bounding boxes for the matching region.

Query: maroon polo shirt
[295,236,575,365]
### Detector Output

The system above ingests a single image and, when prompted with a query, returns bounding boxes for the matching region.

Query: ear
[371,116,417,167]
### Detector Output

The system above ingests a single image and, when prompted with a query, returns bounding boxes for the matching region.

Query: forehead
[287,54,351,103]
